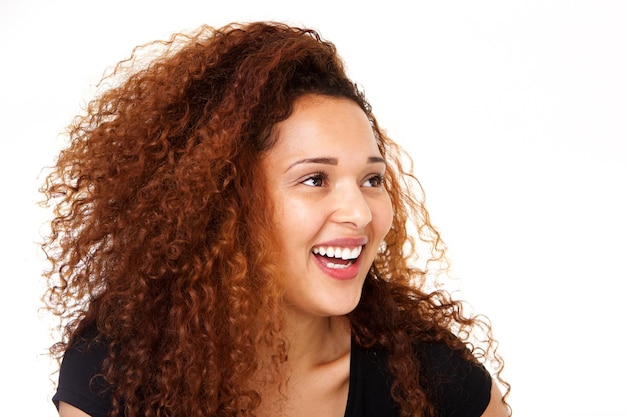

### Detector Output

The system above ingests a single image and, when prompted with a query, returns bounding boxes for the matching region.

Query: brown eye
[363,174,385,187]
[302,173,327,187]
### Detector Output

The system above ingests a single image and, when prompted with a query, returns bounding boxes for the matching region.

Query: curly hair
[41,21,508,417]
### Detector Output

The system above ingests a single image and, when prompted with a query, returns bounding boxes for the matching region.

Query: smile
[311,245,363,261]
[310,241,366,280]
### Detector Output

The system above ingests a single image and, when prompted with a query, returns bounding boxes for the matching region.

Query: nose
[331,184,373,229]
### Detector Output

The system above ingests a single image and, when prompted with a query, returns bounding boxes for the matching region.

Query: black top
[345,341,491,417]
[53,338,491,417]
[52,338,113,417]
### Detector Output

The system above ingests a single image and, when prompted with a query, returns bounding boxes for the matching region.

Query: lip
[311,236,368,281]
[313,236,369,248]
[312,251,363,280]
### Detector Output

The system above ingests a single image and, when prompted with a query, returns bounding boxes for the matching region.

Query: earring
[377,241,387,254]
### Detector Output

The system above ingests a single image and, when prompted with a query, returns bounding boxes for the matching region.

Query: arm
[58,401,92,417]
[53,332,111,417]
[480,380,510,417]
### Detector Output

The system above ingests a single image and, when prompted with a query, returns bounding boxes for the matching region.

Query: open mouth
[311,245,363,269]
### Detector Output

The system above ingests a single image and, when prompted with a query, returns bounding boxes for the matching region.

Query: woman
[42,22,510,417]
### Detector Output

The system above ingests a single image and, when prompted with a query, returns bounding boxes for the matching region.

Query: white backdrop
[1,1,625,416]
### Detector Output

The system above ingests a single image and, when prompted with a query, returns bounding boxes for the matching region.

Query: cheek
[276,198,304,229]
[374,196,394,237]
[273,196,319,248]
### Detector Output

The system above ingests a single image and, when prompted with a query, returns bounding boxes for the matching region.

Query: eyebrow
[285,156,386,172]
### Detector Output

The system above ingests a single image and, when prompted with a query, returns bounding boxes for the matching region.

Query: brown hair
[42,21,508,417]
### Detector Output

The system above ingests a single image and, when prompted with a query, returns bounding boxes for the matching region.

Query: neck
[283,310,351,369]
[250,311,353,417]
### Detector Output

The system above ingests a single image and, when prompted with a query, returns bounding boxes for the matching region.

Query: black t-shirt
[52,338,113,417]
[345,341,491,417]
[53,338,491,417]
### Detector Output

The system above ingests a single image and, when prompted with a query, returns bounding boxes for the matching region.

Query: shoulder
[351,339,492,417]
[414,340,493,417]
[52,329,113,417]
[347,342,400,416]
[349,339,492,417]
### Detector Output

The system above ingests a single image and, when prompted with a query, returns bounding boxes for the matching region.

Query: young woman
[42,22,510,417]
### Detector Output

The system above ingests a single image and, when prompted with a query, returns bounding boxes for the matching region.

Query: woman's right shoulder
[63,324,109,371]
[52,325,113,417]
[63,326,109,369]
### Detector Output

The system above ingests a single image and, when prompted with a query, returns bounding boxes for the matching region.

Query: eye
[301,172,328,187]
[363,174,385,188]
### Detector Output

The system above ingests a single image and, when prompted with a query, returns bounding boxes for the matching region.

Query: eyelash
[365,174,385,187]
[301,172,385,187]
[301,172,328,187]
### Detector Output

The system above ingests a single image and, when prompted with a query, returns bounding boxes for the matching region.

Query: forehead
[268,95,381,159]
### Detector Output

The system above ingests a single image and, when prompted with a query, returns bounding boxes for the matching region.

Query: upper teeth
[312,246,362,260]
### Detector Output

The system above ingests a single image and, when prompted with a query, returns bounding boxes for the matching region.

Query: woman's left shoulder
[413,340,493,417]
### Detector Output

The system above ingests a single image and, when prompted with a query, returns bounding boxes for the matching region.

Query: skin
[263,94,394,322]
[57,95,509,417]
[58,402,89,417]
[255,94,394,416]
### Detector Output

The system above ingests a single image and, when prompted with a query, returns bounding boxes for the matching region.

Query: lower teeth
[326,261,352,269]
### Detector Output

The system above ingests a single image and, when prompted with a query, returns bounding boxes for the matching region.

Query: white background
[1,1,625,416]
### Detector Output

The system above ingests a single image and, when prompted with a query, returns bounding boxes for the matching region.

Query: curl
[41,21,509,417]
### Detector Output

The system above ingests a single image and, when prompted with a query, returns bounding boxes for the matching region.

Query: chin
[324,299,362,317]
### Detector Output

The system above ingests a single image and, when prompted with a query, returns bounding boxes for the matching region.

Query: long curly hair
[41,21,508,417]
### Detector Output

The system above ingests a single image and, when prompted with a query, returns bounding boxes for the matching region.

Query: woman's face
[261,95,393,319]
